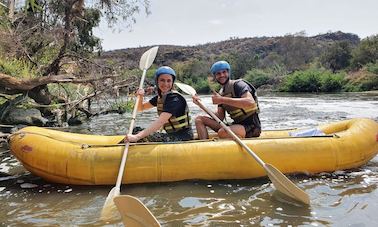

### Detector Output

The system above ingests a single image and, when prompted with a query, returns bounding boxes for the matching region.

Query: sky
[93,0,378,51]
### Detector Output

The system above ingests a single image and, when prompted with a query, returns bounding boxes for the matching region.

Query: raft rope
[7,131,92,149]
[7,131,221,149]
[7,130,339,149]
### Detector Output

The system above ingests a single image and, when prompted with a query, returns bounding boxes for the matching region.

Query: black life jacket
[157,91,191,133]
[219,79,260,123]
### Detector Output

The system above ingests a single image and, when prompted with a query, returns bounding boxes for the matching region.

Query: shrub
[0,58,37,78]
[359,75,378,91]
[351,35,378,69]
[320,72,345,92]
[281,70,321,92]
[111,101,134,113]
[281,69,346,92]
[320,41,352,72]
[244,69,271,88]
[366,62,378,74]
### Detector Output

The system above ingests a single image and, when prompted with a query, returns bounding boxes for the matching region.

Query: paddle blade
[100,187,120,221]
[139,46,159,70]
[265,163,310,205]
[175,82,197,96]
[114,195,161,227]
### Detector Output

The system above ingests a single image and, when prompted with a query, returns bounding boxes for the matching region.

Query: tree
[276,35,318,71]
[0,0,150,124]
[351,35,378,69]
[227,51,259,79]
[320,41,352,72]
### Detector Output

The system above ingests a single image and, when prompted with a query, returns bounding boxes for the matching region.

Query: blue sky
[94,0,378,50]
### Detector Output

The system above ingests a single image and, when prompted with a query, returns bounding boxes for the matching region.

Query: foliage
[320,72,346,92]
[258,52,284,69]
[226,52,259,79]
[274,34,318,71]
[366,62,378,74]
[47,83,93,102]
[173,59,210,93]
[111,101,134,113]
[0,58,37,78]
[1,0,151,75]
[2,3,378,129]
[72,8,102,53]
[320,41,352,72]
[98,32,378,93]
[244,68,272,88]
[359,75,378,91]
[281,69,346,92]
[351,35,378,69]
[344,78,378,92]
[95,0,151,29]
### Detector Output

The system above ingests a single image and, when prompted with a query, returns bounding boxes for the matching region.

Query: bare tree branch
[0,73,76,91]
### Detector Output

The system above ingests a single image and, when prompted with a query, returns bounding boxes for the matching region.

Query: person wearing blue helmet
[125,66,193,142]
[193,61,261,139]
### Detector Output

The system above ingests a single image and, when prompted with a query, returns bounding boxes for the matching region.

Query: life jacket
[219,79,260,123]
[157,91,191,133]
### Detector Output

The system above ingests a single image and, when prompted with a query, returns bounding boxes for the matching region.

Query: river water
[1,92,378,226]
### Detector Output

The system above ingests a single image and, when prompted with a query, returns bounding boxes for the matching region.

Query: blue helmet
[154,66,176,84]
[210,61,231,76]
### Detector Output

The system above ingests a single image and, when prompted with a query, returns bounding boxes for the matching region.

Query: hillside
[98,31,360,71]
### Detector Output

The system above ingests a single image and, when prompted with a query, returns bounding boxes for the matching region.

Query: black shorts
[166,127,193,141]
[131,126,193,143]
[237,114,261,138]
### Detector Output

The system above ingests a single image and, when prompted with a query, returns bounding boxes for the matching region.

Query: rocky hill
[97,31,360,71]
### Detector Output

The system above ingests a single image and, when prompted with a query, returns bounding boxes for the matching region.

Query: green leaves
[281,69,346,92]
[351,35,378,69]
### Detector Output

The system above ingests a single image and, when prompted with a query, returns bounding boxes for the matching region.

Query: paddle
[100,46,159,220]
[175,82,310,205]
[114,195,161,226]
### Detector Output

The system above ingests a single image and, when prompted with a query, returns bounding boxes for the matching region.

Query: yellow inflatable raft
[8,118,378,185]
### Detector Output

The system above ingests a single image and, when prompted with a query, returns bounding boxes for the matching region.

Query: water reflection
[1,93,378,226]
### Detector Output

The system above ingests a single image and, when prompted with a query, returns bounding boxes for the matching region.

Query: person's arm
[125,112,172,142]
[135,88,154,111]
[193,94,225,120]
[212,91,256,109]
[139,100,154,111]
[215,106,226,121]
[192,95,201,106]
[192,95,225,120]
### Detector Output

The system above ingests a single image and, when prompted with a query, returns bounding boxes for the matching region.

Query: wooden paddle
[114,195,161,227]
[100,46,159,221]
[175,82,310,205]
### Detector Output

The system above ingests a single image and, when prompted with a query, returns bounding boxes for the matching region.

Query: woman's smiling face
[157,74,173,93]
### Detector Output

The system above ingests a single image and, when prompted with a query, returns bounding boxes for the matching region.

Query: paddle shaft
[174,82,309,204]
[115,69,147,188]
[101,46,159,221]
[196,100,265,167]
[196,98,310,204]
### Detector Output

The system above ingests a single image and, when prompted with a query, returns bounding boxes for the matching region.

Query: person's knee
[218,128,228,138]
[218,127,245,138]
[195,115,207,125]
[195,116,203,125]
